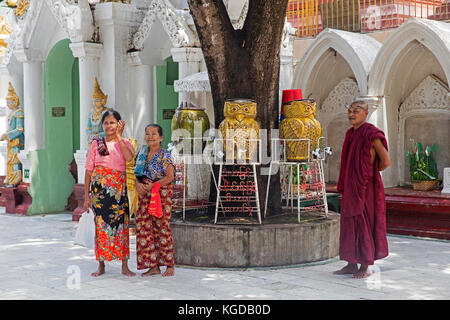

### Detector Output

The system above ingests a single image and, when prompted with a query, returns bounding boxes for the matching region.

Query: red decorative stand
[65,158,87,221]
[0,182,32,215]
[70,184,86,222]
[0,176,6,207]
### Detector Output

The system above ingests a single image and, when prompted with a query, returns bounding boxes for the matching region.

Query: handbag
[148,183,162,218]
[74,209,96,249]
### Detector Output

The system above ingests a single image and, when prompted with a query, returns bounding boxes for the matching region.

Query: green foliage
[289,164,308,185]
[406,140,440,182]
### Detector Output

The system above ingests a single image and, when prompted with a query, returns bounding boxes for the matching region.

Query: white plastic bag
[74,209,95,249]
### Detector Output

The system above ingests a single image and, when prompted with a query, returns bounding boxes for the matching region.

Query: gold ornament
[218,99,260,161]
[91,77,108,122]
[0,15,12,56]
[15,0,29,17]
[279,99,322,161]
[92,77,108,106]
[6,82,19,107]
[0,16,12,35]
[87,77,111,146]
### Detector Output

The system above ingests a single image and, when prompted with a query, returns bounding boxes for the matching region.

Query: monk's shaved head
[347,100,369,129]
[349,100,368,110]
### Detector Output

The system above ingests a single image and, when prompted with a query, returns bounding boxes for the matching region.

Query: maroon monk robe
[337,122,389,265]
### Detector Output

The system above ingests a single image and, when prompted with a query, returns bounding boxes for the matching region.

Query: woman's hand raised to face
[117,120,125,139]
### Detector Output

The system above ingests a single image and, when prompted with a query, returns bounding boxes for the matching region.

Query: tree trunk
[188,0,289,216]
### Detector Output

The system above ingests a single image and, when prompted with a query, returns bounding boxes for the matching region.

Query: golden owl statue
[218,99,260,162]
[279,99,322,161]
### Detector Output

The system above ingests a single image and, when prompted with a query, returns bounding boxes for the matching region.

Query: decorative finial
[6,82,19,106]
[15,0,30,17]
[92,77,108,106]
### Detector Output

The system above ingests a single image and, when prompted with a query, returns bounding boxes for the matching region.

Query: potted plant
[289,164,307,195]
[406,140,441,191]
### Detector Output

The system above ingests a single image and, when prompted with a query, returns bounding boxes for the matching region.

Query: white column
[359,95,396,186]
[442,168,450,194]
[127,51,153,146]
[70,42,103,184]
[94,2,140,114]
[361,96,384,130]
[171,47,204,104]
[279,54,294,113]
[15,49,45,152]
[14,49,45,183]
[357,96,386,139]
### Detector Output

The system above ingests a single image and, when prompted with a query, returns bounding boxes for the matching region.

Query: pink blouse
[85,138,133,173]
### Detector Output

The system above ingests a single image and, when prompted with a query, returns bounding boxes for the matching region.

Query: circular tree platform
[170,210,340,268]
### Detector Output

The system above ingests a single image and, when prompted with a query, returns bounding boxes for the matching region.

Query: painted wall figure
[1,82,24,187]
[86,77,111,146]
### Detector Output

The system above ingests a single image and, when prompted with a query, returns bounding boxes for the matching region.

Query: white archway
[369,18,450,96]
[293,28,381,97]
[367,18,450,187]
[398,75,450,185]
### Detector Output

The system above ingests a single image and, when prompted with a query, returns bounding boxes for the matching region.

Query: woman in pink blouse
[82,110,136,277]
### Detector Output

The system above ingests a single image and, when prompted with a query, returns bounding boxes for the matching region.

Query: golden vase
[171,102,210,154]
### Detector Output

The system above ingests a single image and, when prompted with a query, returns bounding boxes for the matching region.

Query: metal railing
[287,0,449,37]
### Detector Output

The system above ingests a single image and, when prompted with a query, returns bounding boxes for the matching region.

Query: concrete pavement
[0,210,449,300]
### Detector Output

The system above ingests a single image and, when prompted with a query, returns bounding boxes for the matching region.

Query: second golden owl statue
[218,99,260,162]
[280,99,322,161]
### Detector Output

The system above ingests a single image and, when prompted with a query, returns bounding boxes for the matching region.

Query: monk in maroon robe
[333,100,391,279]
